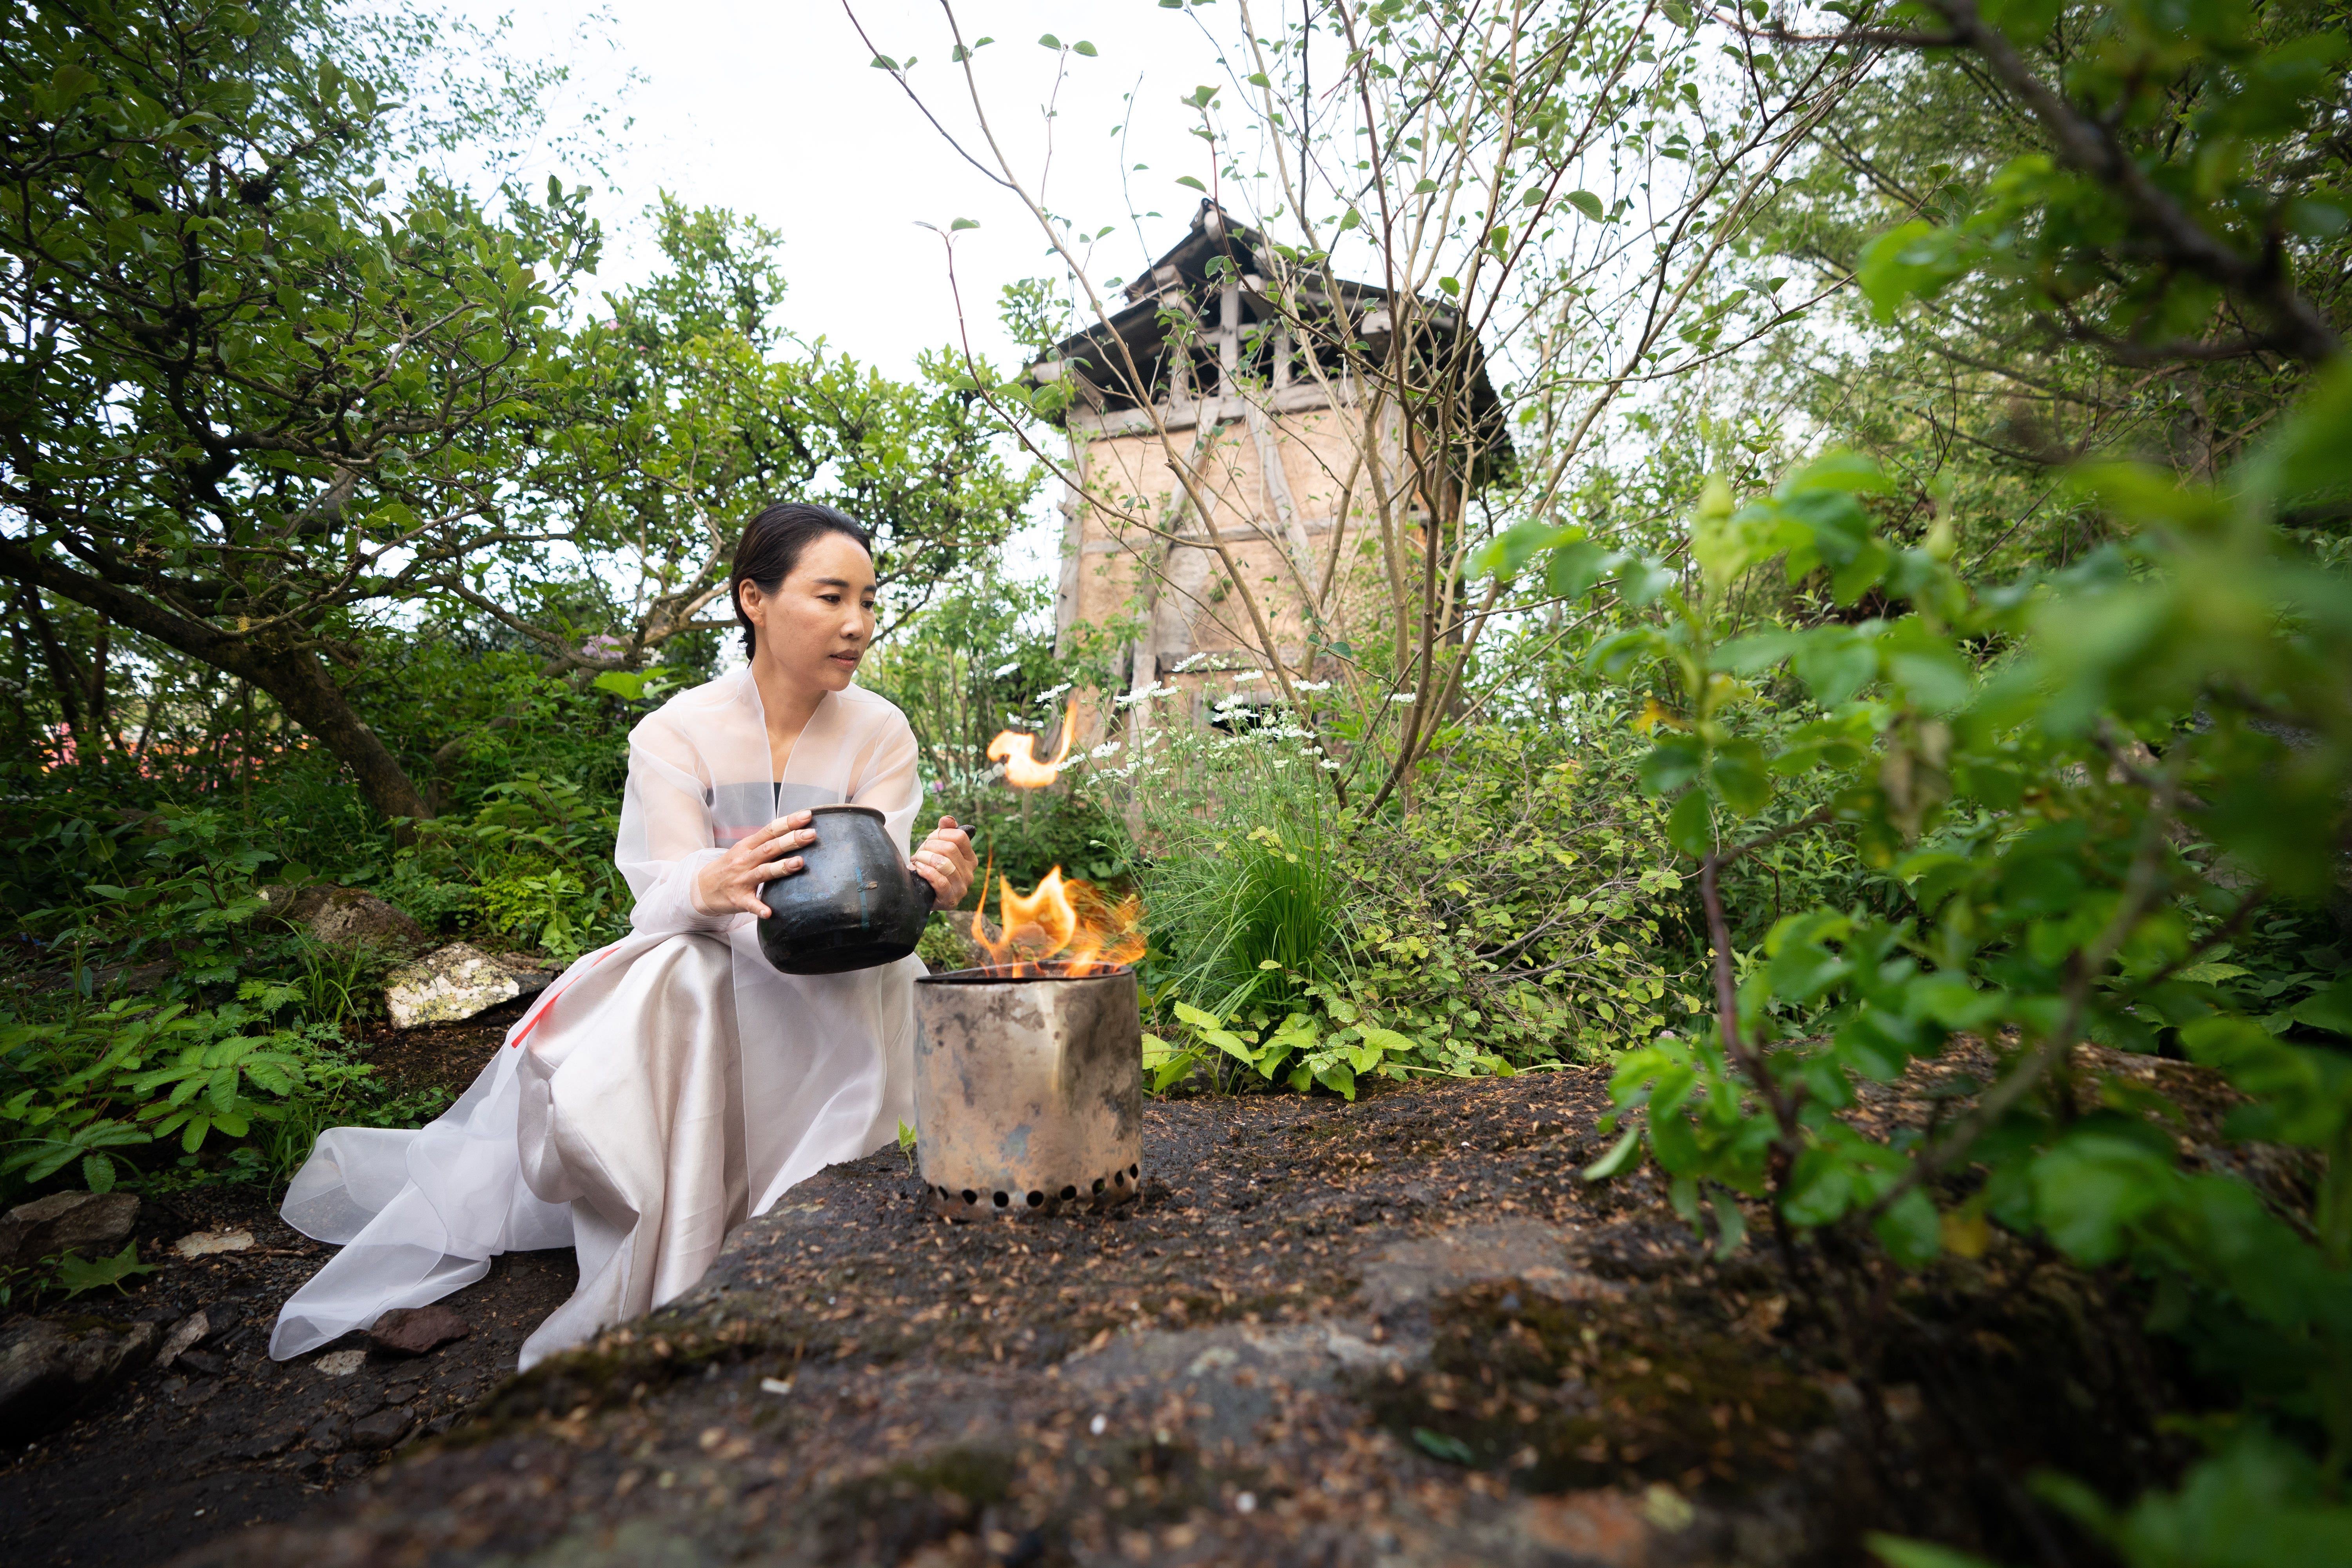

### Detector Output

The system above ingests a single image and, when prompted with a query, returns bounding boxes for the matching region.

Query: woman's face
[738,531,877,695]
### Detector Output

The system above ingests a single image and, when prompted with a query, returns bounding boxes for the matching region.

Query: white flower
[1232,670,1263,683]
[990,659,1022,679]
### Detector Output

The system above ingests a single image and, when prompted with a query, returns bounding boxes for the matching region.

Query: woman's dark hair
[730,501,873,657]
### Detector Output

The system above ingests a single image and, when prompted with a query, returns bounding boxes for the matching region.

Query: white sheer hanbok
[269,670,924,1369]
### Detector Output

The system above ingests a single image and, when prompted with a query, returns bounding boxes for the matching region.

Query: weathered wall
[1056,394,1412,737]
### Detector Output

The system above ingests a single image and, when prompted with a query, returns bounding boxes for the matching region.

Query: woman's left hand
[911,816,978,907]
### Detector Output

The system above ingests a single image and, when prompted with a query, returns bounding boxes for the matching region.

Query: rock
[156,1311,210,1369]
[347,1407,415,1451]
[0,1316,161,1442]
[315,1348,368,1377]
[368,1304,471,1357]
[384,944,555,1029]
[176,1348,226,1380]
[0,1191,140,1270]
[260,884,426,950]
[171,1229,255,1258]
[230,1427,299,1461]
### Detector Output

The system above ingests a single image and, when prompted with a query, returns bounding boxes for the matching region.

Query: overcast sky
[469,0,1241,378]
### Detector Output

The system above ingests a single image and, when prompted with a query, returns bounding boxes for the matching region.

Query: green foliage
[1536,378,2352,1548]
[0,800,456,1201]
[0,0,604,821]
[1855,0,2348,363]
[1129,705,1699,1094]
[0,978,416,1200]
[912,914,964,973]
[403,773,627,961]
[860,559,1130,893]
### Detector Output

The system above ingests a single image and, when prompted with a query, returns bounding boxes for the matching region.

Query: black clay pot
[755,804,935,975]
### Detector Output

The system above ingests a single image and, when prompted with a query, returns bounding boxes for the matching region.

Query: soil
[0,1003,573,1568]
[4,1025,2226,1568]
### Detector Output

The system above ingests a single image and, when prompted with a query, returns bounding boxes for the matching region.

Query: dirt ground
[1,1014,2234,1568]
[0,1042,2187,1568]
[0,1001,574,1568]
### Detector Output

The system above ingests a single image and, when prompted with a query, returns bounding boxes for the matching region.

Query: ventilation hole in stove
[1113,1170,1128,1188]
[992,1191,1010,1209]
[1091,1178,1106,1195]
[1060,1185,1078,1201]
[961,1190,978,1205]
[1129,1163,1142,1178]
[1026,1191,1045,1208]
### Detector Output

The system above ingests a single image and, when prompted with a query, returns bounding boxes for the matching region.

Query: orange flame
[987,698,1076,789]
[966,866,1144,977]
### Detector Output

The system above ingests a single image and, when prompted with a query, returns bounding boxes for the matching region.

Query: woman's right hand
[692,810,817,919]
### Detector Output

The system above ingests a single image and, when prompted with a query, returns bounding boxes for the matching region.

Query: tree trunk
[0,539,434,825]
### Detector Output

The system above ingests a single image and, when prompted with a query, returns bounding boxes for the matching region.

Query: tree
[854,0,1875,812]
[0,0,599,823]
[1,4,1039,826]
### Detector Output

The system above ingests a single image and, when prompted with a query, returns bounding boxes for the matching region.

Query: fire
[987,698,1076,789]
[967,866,1144,976]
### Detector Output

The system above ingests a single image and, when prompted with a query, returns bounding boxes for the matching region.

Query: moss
[1358,1280,1832,1495]
[454,1312,778,1439]
[809,1446,1018,1562]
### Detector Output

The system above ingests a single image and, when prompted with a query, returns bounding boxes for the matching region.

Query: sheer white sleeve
[616,710,739,936]
[848,706,924,858]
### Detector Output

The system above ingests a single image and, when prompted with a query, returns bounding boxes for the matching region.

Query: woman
[270,503,978,1369]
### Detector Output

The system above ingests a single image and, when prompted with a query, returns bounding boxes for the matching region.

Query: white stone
[385,943,553,1029]
[315,1349,367,1377]
[156,1311,210,1368]
[170,1229,253,1258]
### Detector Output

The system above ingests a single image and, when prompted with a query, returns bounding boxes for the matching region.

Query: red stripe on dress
[508,942,618,1048]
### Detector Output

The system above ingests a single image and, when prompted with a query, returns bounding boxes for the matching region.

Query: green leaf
[591,670,649,700]
[1872,1188,1942,1268]
[1473,519,1577,581]
[1857,220,1969,321]
[1175,176,1207,192]
[1710,739,1772,816]
[1866,1536,2002,1568]
[1038,32,1062,47]
[1544,540,1616,600]
[57,1240,156,1299]
[1617,556,1677,606]
[1639,736,1705,796]
[1566,189,1604,221]
[1412,1426,1476,1463]
[1582,1125,1642,1181]
[1074,40,1098,57]
[81,1152,114,1193]
[1666,790,1715,858]
[950,217,980,231]
[2291,980,2352,1036]
[869,54,901,71]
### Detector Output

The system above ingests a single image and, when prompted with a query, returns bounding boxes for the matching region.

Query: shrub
[1126,706,1700,1096]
